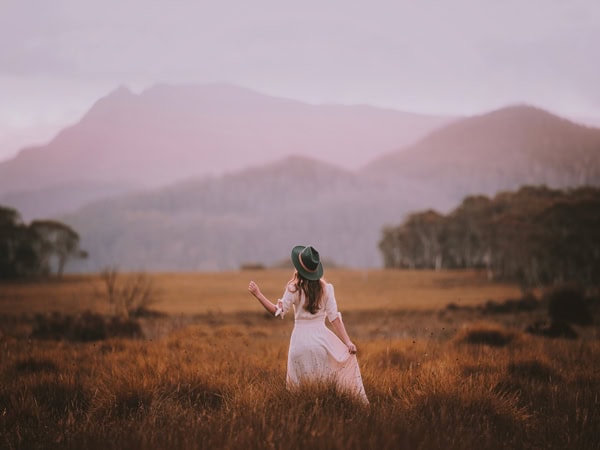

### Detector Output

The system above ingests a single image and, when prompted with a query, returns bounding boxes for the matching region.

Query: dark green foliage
[0,205,87,279]
[380,186,600,288]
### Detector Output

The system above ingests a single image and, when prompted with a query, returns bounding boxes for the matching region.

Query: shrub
[525,320,578,339]
[454,323,517,347]
[31,311,142,342]
[31,312,74,341]
[482,292,540,314]
[13,358,58,375]
[508,359,559,382]
[545,283,592,325]
[240,262,266,270]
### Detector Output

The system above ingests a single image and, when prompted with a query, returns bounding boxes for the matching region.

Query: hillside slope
[61,105,600,271]
[0,83,452,220]
[63,155,404,270]
[362,105,600,202]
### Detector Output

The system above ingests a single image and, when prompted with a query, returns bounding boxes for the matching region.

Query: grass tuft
[14,357,59,375]
[508,359,559,383]
[454,323,518,347]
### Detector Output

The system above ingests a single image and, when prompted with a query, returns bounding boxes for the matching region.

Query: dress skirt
[286,318,368,404]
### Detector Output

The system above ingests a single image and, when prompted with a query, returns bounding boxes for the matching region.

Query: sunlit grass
[0,269,522,315]
[1,320,598,449]
[0,269,597,449]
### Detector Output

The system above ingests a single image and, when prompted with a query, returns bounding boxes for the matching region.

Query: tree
[0,206,41,278]
[29,220,87,277]
[379,210,445,269]
[0,205,87,279]
[379,186,600,289]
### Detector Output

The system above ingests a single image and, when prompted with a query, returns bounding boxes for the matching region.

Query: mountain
[0,180,136,221]
[63,155,400,271]
[0,83,453,220]
[362,105,600,204]
[60,105,600,272]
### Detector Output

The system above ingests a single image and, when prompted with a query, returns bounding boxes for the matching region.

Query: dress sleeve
[276,283,296,318]
[324,283,340,322]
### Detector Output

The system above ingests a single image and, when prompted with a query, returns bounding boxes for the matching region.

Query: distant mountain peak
[82,85,138,121]
[96,85,137,104]
[109,84,135,97]
[412,103,588,148]
[139,82,293,107]
[481,103,570,122]
[0,82,454,205]
[363,102,600,194]
[142,81,254,95]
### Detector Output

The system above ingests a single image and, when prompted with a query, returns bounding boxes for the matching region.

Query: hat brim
[291,245,323,280]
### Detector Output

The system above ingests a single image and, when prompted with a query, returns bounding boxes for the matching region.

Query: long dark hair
[288,271,324,314]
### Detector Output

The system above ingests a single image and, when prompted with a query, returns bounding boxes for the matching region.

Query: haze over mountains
[0,83,452,220]
[2,83,600,271]
[363,105,600,198]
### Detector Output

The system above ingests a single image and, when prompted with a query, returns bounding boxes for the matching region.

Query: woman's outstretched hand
[248,280,261,297]
[347,342,357,354]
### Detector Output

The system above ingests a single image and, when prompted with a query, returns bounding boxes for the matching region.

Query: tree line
[0,205,87,279]
[379,186,600,288]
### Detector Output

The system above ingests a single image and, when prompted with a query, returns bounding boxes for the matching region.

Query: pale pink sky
[1,0,600,161]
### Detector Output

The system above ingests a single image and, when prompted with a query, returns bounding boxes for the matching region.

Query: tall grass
[0,271,596,448]
[1,313,598,449]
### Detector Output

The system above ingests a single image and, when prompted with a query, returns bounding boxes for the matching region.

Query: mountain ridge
[361,103,600,201]
[59,103,600,271]
[2,86,599,270]
[0,83,455,219]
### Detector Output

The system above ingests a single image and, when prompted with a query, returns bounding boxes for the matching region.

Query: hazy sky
[1,0,599,161]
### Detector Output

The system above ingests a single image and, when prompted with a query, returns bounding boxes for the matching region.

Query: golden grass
[0,268,522,315]
[1,319,598,450]
[0,269,597,449]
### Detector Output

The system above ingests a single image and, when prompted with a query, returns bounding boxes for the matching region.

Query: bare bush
[100,267,159,318]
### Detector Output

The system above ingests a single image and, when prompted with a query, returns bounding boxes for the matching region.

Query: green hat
[291,245,324,280]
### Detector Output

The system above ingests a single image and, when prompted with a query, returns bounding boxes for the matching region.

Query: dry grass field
[1,269,598,449]
[0,269,522,315]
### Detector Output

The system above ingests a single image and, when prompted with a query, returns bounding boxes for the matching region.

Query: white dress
[278,282,369,404]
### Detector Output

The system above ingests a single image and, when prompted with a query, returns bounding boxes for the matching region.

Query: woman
[248,245,368,404]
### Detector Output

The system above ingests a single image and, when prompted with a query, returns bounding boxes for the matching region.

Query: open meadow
[1,269,599,449]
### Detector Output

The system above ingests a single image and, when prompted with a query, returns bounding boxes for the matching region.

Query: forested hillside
[62,156,410,271]
[59,103,600,272]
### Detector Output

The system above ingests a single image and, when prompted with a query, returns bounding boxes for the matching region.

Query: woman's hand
[248,280,261,297]
[347,342,357,354]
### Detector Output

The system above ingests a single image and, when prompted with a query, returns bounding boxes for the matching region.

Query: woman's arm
[248,281,278,316]
[330,315,357,354]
